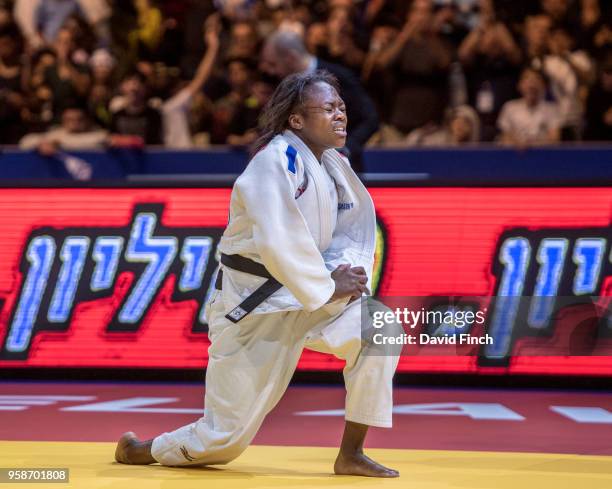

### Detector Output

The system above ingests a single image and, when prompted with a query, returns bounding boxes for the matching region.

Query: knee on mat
[183,440,248,466]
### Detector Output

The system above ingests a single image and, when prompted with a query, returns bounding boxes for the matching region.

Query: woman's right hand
[330,264,369,301]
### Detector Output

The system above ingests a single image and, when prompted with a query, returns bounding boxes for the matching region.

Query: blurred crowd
[0,0,611,161]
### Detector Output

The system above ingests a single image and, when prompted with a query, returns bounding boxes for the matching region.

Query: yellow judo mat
[1,441,611,489]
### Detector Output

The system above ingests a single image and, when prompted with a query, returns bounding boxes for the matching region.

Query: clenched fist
[330,264,369,302]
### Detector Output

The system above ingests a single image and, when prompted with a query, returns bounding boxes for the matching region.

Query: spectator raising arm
[184,14,221,99]
[162,13,221,148]
[376,17,416,70]
[459,1,521,68]
[13,0,44,48]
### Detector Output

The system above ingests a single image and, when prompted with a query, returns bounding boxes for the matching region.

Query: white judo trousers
[150,130,399,466]
[151,295,398,466]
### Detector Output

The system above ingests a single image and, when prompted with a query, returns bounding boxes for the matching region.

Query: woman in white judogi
[115,70,400,477]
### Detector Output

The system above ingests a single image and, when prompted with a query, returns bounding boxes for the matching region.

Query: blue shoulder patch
[286,145,297,174]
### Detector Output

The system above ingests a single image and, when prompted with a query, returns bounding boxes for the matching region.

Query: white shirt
[162,88,194,149]
[19,127,108,150]
[497,99,562,143]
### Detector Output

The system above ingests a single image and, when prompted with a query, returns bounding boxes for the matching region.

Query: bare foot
[115,432,155,465]
[334,451,399,477]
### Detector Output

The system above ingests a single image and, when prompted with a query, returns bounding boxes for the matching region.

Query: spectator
[523,14,553,60]
[586,0,612,60]
[426,1,472,46]
[35,0,84,45]
[577,0,612,57]
[161,13,221,148]
[497,67,562,145]
[583,53,612,140]
[227,78,274,147]
[522,11,595,139]
[25,47,56,92]
[267,4,307,36]
[0,23,27,144]
[79,0,111,48]
[20,48,56,133]
[20,103,108,150]
[20,104,107,179]
[491,0,534,27]
[260,28,379,171]
[376,0,453,136]
[225,20,260,60]
[364,0,410,27]
[459,0,522,140]
[406,104,481,146]
[580,0,602,34]
[0,0,608,152]
[213,0,257,21]
[208,57,254,144]
[152,1,188,68]
[15,0,109,49]
[62,15,98,60]
[539,0,576,29]
[441,0,485,32]
[178,0,216,78]
[110,70,163,145]
[109,13,221,148]
[88,48,117,127]
[128,0,164,60]
[306,20,326,55]
[361,20,400,123]
[541,27,595,139]
[44,27,91,120]
[447,104,481,143]
[316,6,366,74]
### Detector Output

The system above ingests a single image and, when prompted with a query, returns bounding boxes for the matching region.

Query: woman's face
[450,115,473,143]
[228,61,250,90]
[327,7,350,34]
[292,82,347,156]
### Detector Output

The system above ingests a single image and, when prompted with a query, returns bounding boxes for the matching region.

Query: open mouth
[333,127,347,136]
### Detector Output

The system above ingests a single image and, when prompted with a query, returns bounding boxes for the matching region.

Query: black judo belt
[215,253,283,323]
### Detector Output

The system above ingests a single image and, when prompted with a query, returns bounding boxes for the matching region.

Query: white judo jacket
[217,130,376,316]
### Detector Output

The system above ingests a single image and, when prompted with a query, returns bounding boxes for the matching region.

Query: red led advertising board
[0,187,610,375]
